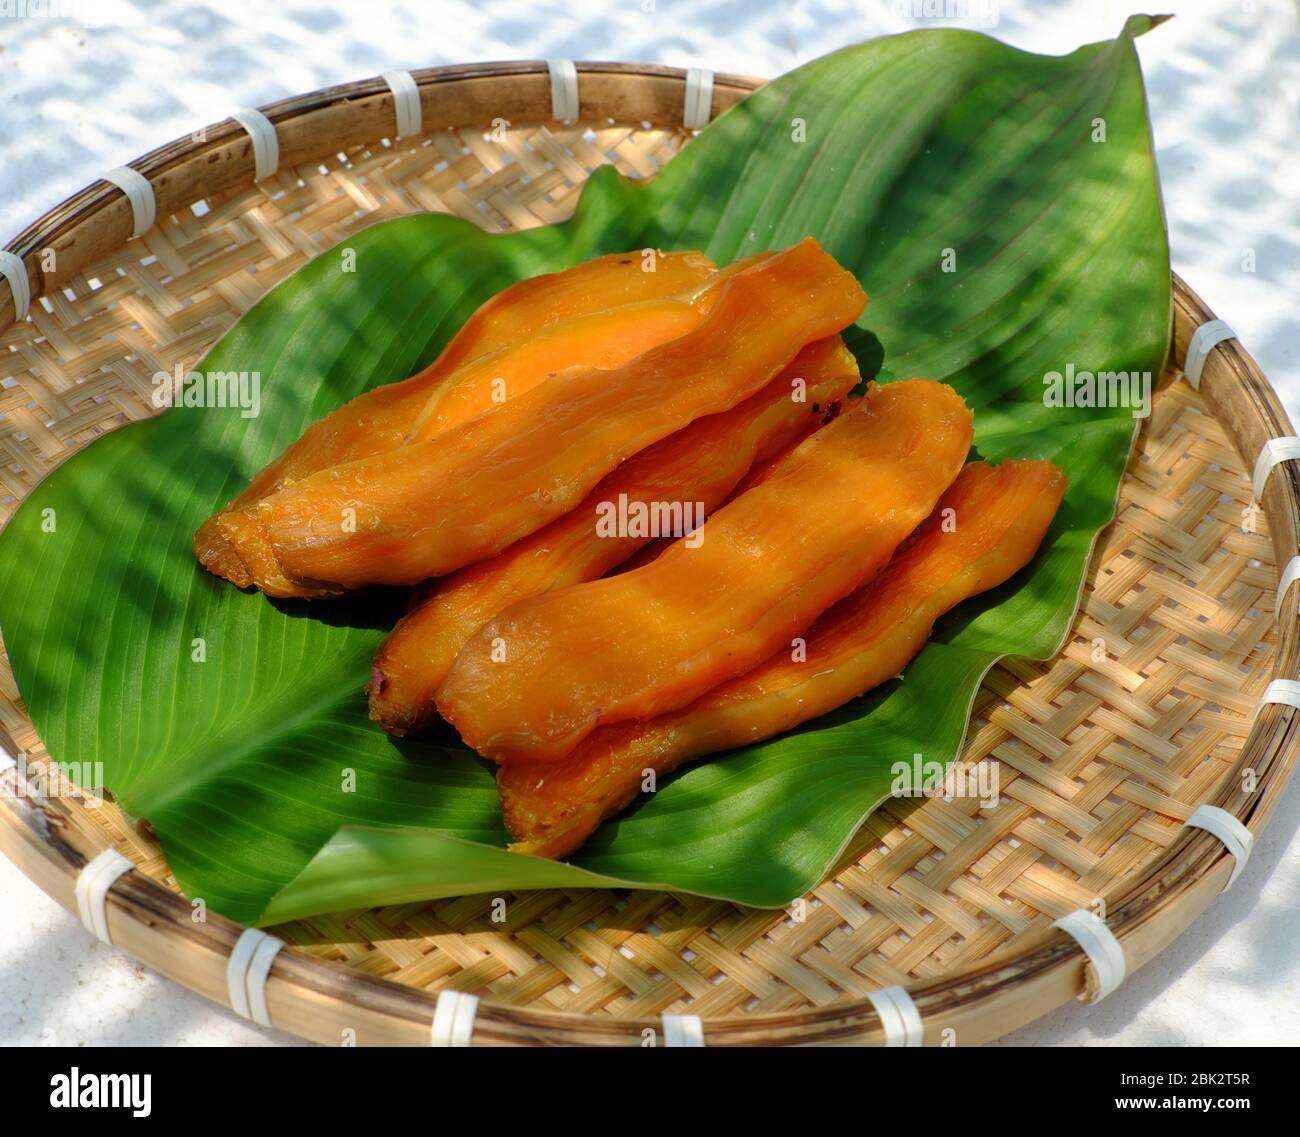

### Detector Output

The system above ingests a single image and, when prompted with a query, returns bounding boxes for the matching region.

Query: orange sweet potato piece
[211,238,867,598]
[367,335,860,735]
[605,393,866,578]
[401,300,702,442]
[398,253,775,446]
[438,377,973,763]
[195,250,716,583]
[499,458,1067,857]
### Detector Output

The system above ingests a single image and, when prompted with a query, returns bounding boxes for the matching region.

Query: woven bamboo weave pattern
[0,110,1275,1022]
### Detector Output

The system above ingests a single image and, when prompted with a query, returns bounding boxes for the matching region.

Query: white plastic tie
[1183,318,1235,390]
[661,1013,705,1047]
[74,849,135,945]
[1053,908,1126,1003]
[1275,556,1300,619]
[227,928,285,1027]
[102,166,156,239]
[0,251,30,321]
[231,108,280,181]
[683,67,715,130]
[381,70,422,139]
[1252,436,1300,503]
[431,990,479,1046]
[866,985,924,1047]
[547,58,579,122]
[1259,678,1300,712]
[1184,804,1254,892]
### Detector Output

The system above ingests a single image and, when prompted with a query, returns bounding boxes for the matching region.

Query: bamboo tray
[1,61,1296,1047]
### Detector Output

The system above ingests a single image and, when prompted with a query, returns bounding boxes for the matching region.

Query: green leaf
[0,20,1170,925]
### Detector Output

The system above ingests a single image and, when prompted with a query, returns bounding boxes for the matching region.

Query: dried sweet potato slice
[399,253,777,445]
[499,458,1067,858]
[402,300,704,442]
[398,251,776,447]
[195,250,716,583]
[368,335,860,735]
[605,393,867,577]
[211,237,867,597]
[438,377,972,763]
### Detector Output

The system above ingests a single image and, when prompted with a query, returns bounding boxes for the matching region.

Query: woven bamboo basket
[1,60,1296,1047]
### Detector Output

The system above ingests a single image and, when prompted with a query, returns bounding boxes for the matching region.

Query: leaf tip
[1125,13,1174,39]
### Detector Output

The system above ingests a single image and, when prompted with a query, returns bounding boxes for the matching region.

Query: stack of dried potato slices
[197,238,1066,860]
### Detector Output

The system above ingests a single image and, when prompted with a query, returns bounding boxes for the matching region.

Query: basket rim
[0,59,762,330]
[1,59,1297,1047]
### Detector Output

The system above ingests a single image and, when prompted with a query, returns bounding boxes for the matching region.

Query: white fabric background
[0,0,1296,1047]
